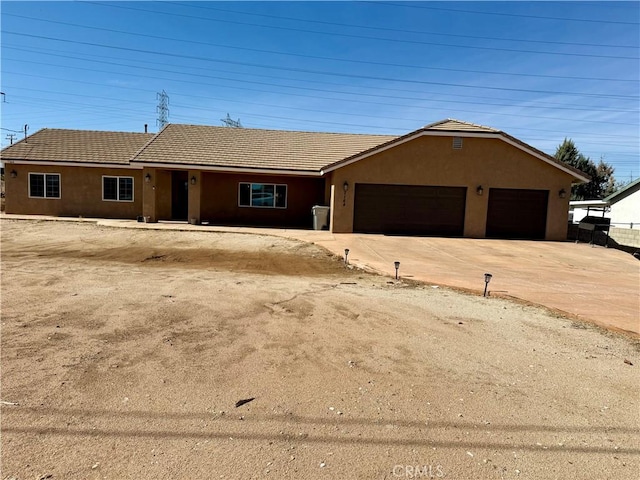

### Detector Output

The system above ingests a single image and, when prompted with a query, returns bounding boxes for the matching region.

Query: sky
[1,1,639,182]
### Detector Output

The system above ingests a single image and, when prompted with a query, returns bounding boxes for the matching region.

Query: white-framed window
[238,182,287,209]
[102,176,134,202]
[29,173,61,199]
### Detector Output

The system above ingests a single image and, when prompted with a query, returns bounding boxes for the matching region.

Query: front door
[171,171,189,220]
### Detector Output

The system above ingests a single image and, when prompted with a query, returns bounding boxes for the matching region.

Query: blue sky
[1,1,638,182]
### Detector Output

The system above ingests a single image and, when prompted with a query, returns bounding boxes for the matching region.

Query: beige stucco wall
[199,172,325,228]
[141,169,325,227]
[4,163,143,219]
[328,135,573,240]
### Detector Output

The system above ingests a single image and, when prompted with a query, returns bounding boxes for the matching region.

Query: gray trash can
[312,205,330,230]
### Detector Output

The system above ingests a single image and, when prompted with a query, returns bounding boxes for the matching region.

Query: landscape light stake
[394,261,400,280]
[483,273,493,297]
[344,248,350,265]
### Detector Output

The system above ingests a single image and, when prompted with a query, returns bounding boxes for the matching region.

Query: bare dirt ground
[1,219,639,480]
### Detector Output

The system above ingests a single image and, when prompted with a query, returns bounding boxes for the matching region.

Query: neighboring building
[605,179,640,249]
[605,178,640,230]
[569,178,639,249]
[2,119,590,240]
[569,180,640,229]
[569,199,609,225]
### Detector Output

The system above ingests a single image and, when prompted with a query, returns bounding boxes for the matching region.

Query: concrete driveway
[285,231,639,337]
[3,214,639,336]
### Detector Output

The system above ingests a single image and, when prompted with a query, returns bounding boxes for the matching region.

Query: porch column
[142,167,157,222]
[464,185,488,238]
[329,175,354,233]
[188,170,202,224]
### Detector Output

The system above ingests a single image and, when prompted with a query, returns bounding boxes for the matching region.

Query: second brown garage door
[353,184,466,236]
[486,188,549,239]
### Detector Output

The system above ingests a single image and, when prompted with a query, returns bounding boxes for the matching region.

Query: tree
[596,157,616,198]
[555,138,581,166]
[554,138,616,200]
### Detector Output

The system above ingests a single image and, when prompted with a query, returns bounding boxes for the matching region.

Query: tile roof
[1,128,153,165]
[423,118,500,133]
[131,124,397,173]
[0,120,592,183]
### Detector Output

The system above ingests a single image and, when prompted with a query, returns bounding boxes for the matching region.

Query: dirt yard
[1,219,638,480]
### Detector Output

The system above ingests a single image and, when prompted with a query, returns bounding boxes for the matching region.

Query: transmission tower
[156,90,169,130]
[221,113,242,128]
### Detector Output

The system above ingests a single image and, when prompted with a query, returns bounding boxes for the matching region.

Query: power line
[170,99,638,129]
[6,79,638,143]
[72,3,638,60]
[368,1,640,26]
[7,82,637,151]
[5,70,638,129]
[168,1,640,49]
[5,84,638,147]
[5,45,637,115]
[3,5,636,164]
[4,31,638,101]
[5,13,637,83]
[4,54,637,118]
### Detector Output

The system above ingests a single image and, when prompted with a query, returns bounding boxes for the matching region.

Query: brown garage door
[353,184,466,236]
[486,188,548,239]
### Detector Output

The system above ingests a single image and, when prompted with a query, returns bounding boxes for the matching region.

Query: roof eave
[130,160,323,176]
[3,159,140,168]
[569,199,609,207]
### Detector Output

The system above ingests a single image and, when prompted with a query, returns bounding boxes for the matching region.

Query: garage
[353,184,467,235]
[486,188,549,239]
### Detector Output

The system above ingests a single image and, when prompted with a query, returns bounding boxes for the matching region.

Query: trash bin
[312,205,330,230]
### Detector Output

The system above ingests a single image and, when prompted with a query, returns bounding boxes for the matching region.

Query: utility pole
[156,90,169,130]
[221,113,242,128]
[6,133,16,145]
